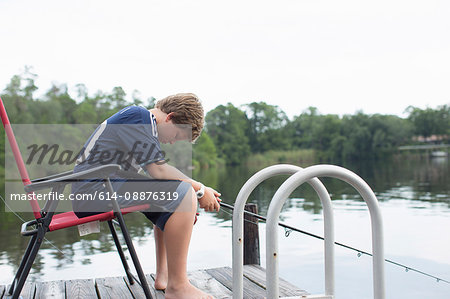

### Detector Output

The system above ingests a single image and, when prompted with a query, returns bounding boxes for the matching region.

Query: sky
[0,0,449,119]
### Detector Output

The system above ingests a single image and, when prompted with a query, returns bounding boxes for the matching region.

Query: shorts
[73,177,192,231]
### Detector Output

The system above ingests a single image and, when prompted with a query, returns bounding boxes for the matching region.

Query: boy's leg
[116,178,213,298]
[154,226,168,290]
[163,188,214,299]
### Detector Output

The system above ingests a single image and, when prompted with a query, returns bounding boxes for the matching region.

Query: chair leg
[7,234,37,296]
[107,220,134,284]
[8,228,45,299]
[114,212,152,299]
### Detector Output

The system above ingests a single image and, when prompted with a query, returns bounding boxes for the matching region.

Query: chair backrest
[0,97,42,219]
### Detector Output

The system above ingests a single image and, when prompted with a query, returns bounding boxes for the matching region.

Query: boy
[72,93,220,299]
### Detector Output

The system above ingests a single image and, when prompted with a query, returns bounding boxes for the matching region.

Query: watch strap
[196,183,205,199]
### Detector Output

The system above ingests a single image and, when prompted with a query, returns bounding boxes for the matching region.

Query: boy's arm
[146,161,200,188]
[146,162,221,212]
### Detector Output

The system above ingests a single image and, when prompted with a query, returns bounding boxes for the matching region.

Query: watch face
[197,191,204,198]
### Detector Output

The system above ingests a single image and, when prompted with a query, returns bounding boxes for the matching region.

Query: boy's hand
[198,187,221,212]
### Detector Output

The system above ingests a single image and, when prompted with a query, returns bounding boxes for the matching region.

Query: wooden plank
[20,282,36,299]
[0,266,308,299]
[95,276,132,299]
[243,264,309,297]
[35,280,65,299]
[122,275,162,299]
[5,282,36,299]
[187,269,233,299]
[65,279,97,299]
[206,267,267,299]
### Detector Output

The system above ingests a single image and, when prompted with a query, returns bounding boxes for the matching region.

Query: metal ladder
[232,164,385,299]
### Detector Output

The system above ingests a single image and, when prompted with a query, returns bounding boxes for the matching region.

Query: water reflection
[197,157,449,221]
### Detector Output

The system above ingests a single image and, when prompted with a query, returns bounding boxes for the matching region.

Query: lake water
[1,156,449,298]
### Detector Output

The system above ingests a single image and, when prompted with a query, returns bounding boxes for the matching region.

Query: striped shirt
[71,105,164,195]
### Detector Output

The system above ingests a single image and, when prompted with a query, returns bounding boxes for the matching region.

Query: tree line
[1,69,449,169]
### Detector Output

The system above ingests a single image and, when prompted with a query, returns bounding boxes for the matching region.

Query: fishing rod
[219,201,450,284]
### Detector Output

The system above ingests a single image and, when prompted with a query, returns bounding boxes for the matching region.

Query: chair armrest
[24,164,122,192]
[31,170,74,183]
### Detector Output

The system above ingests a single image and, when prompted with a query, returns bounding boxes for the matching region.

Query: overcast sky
[1,0,449,118]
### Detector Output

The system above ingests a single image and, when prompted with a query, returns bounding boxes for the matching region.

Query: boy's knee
[177,184,196,212]
[186,186,196,205]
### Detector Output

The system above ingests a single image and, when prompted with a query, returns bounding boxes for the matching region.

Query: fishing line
[0,194,73,261]
[219,201,450,284]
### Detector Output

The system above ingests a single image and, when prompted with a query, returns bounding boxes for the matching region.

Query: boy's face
[157,120,190,144]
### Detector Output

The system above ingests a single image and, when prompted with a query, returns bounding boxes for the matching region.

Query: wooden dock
[0,265,308,299]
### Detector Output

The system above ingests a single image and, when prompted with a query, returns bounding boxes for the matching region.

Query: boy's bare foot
[154,272,168,290]
[165,281,215,299]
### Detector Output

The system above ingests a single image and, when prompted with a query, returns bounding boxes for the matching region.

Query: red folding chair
[0,97,153,299]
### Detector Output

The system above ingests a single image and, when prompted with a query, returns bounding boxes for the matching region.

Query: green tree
[436,105,450,136]
[244,102,290,152]
[193,132,218,168]
[287,107,320,149]
[90,90,112,122]
[205,103,251,165]
[336,112,413,161]
[131,90,143,106]
[41,83,77,123]
[369,114,413,153]
[340,112,372,160]
[313,114,342,160]
[1,68,38,123]
[406,105,449,138]
[73,101,97,124]
[107,86,127,110]
[146,96,157,108]
[75,83,89,102]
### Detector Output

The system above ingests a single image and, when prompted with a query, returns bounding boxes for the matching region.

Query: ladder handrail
[232,164,335,299]
[266,165,385,299]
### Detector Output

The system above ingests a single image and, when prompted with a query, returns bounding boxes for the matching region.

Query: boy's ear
[166,112,176,122]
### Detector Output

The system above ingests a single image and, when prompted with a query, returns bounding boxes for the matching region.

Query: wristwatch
[196,183,205,199]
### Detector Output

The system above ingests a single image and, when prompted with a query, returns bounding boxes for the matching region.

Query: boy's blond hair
[156,93,204,142]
